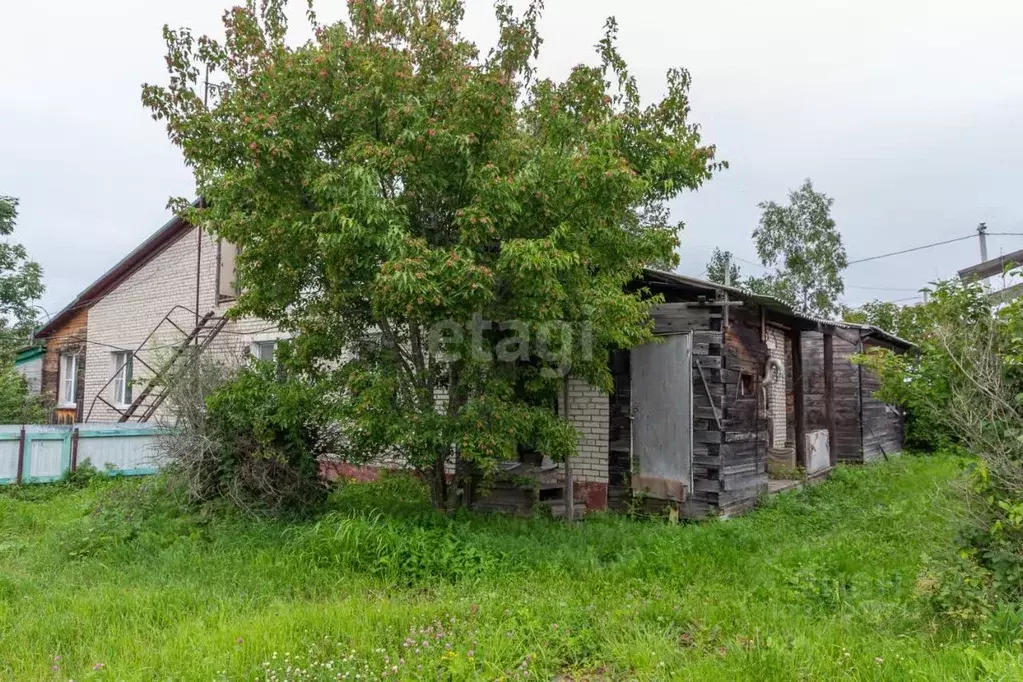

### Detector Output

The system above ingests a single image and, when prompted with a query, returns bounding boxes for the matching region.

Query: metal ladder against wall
[85,306,229,423]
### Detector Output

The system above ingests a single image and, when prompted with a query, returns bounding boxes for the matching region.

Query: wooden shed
[605,269,913,518]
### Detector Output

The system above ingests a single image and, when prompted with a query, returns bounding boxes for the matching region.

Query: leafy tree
[0,361,45,424]
[0,196,44,356]
[704,247,740,285]
[747,179,847,317]
[843,299,914,339]
[143,0,722,509]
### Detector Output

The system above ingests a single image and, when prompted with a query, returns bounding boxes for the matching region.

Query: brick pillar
[558,377,609,510]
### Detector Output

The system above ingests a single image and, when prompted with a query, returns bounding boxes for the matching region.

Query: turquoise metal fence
[0,424,164,485]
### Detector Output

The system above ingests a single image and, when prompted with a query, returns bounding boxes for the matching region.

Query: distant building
[14,346,44,395]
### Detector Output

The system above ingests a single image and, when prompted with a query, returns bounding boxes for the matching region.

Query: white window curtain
[113,351,133,406]
[60,353,78,406]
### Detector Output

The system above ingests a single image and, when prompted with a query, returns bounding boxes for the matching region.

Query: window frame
[216,239,240,304]
[59,353,78,408]
[112,351,134,407]
[251,340,277,363]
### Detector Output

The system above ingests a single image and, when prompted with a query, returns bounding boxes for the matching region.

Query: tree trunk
[428,456,448,511]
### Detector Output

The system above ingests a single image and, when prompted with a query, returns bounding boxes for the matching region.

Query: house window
[739,372,755,396]
[60,353,78,407]
[113,351,134,406]
[251,340,277,363]
[217,240,240,303]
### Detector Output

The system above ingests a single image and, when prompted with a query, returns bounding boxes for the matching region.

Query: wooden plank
[824,332,836,467]
[15,426,25,485]
[791,327,807,470]
[694,357,723,430]
[71,427,80,472]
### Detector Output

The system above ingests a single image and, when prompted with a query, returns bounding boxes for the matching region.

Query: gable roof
[35,211,194,340]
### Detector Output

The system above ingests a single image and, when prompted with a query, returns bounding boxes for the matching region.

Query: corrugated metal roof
[15,346,45,365]
[640,267,915,350]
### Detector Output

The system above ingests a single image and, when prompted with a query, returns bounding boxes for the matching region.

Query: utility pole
[977,222,990,289]
[722,252,732,329]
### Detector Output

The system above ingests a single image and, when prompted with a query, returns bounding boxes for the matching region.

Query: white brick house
[35,211,286,424]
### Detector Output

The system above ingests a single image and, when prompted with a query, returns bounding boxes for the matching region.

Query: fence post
[15,426,26,485]
[71,427,80,472]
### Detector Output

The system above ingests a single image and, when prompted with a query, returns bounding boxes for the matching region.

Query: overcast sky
[3,0,1022,319]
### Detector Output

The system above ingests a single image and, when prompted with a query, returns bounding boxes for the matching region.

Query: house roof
[958,248,1023,281]
[640,268,915,350]
[15,346,45,365]
[35,209,195,339]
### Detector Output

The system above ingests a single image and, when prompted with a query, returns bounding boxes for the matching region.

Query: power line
[846,234,977,265]
[844,283,921,292]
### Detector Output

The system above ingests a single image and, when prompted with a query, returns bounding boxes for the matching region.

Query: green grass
[0,455,1020,680]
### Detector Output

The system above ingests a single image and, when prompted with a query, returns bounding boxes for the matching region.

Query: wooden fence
[0,424,164,485]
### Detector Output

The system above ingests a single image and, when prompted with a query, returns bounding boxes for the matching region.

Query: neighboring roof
[15,346,45,365]
[640,268,915,351]
[35,208,195,339]
[958,248,1023,281]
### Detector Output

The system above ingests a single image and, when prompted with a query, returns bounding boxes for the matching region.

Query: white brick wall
[765,326,787,448]
[557,377,609,484]
[84,227,281,422]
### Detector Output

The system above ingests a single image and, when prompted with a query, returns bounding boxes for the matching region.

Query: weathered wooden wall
[798,332,905,463]
[632,284,908,517]
[714,308,770,516]
[647,301,723,517]
[859,340,904,461]
[646,301,771,517]
[801,332,861,462]
[41,307,89,424]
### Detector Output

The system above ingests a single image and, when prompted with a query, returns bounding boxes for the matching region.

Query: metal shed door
[631,333,693,498]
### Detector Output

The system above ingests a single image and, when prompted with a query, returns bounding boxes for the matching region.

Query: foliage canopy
[704,247,740,285]
[143,0,723,507]
[0,195,44,357]
[747,179,847,317]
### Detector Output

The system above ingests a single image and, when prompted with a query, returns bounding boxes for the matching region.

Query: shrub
[862,276,1023,619]
[61,459,100,489]
[0,359,44,424]
[916,552,997,628]
[159,354,340,514]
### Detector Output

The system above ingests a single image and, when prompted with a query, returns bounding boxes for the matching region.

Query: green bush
[164,360,340,514]
[0,359,44,424]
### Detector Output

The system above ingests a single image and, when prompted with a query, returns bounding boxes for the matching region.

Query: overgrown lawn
[1,455,1020,680]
